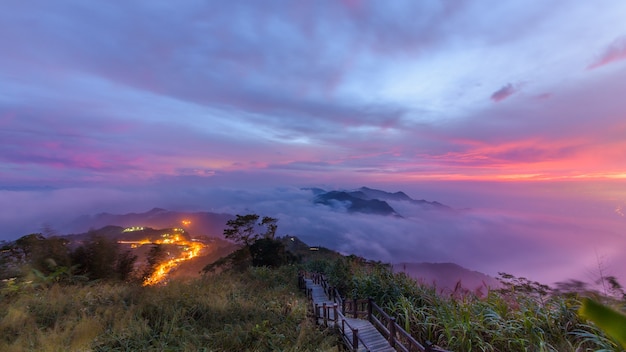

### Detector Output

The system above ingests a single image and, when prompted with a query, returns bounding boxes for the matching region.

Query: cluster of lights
[118,239,151,248]
[122,226,145,232]
[158,233,182,244]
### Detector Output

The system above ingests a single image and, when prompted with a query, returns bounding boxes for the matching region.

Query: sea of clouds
[2,182,625,286]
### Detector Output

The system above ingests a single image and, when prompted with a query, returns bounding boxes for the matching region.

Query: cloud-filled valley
[3,182,624,287]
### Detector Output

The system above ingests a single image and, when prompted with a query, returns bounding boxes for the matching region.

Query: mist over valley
[5,183,623,288]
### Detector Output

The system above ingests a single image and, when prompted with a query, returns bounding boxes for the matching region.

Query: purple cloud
[490,83,517,102]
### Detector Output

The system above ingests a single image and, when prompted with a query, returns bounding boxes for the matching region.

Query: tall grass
[0,265,337,351]
[314,258,624,352]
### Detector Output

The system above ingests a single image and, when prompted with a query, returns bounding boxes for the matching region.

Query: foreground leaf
[579,297,626,348]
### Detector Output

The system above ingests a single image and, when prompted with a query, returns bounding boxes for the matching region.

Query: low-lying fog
[2,180,625,286]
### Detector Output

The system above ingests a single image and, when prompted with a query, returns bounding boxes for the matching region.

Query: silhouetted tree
[14,233,71,275]
[71,233,138,281]
[224,214,260,245]
[71,234,119,280]
[249,238,294,267]
[115,250,138,282]
[204,214,293,273]
[223,214,279,245]
[260,216,278,239]
[70,245,89,275]
[143,244,167,280]
[15,233,46,256]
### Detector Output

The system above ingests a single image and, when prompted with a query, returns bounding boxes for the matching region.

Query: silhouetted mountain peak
[66,209,233,238]
[312,186,450,216]
[314,191,400,216]
[357,187,412,201]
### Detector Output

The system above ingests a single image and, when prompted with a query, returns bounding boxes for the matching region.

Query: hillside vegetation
[0,266,337,351]
[305,257,626,351]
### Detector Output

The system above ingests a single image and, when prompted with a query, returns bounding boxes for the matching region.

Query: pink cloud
[587,36,626,70]
[490,83,517,102]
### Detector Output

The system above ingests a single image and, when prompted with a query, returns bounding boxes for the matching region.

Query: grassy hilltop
[0,265,337,352]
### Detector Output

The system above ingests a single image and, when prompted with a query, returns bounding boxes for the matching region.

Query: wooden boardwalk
[299,272,450,352]
[304,277,395,352]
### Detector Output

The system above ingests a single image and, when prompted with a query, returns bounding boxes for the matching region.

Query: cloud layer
[3,184,624,286]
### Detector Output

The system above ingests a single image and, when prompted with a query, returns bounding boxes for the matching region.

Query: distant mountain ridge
[393,262,501,292]
[308,186,449,216]
[314,190,401,216]
[66,208,233,238]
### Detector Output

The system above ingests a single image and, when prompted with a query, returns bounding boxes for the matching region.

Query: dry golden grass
[0,265,337,351]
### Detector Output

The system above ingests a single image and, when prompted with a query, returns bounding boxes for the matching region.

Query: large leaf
[579,297,626,348]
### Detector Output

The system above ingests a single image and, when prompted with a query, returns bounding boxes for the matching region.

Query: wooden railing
[314,302,373,351]
[299,271,451,352]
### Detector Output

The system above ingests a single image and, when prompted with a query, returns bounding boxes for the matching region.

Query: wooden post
[352,328,359,351]
[389,317,397,348]
[333,303,338,326]
[323,303,328,327]
[352,298,358,318]
[367,297,373,322]
[314,303,319,325]
[342,298,346,315]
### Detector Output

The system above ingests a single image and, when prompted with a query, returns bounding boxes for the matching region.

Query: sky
[2,1,626,285]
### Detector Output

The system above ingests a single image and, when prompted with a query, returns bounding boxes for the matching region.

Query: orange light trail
[142,239,206,286]
[118,231,208,285]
